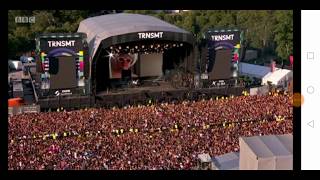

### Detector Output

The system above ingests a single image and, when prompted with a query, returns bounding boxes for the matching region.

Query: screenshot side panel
[301,10,320,170]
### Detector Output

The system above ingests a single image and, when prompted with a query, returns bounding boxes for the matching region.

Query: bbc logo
[15,16,35,24]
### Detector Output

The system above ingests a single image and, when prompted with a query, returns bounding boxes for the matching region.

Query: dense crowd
[8,93,293,170]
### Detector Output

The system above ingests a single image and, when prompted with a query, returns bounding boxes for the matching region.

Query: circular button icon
[307,86,315,94]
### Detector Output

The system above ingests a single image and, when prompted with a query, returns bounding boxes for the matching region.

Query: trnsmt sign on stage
[138,32,164,39]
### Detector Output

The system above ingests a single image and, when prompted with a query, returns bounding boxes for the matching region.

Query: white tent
[8,60,23,71]
[238,62,293,87]
[239,134,293,170]
[238,62,270,79]
[261,68,293,87]
[212,152,239,170]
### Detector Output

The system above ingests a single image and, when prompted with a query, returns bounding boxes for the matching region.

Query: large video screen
[209,49,232,80]
[109,54,138,79]
[49,56,77,89]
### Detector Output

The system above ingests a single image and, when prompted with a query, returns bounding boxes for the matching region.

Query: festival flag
[53,133,58,140]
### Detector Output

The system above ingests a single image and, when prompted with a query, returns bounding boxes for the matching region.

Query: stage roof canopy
[77,13,195,59]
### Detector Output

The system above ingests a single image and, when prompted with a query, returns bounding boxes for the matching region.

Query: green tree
[8,10,293,61]
[274,10,293,61]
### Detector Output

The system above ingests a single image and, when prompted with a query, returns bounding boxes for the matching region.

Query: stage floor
[96,81,187,96]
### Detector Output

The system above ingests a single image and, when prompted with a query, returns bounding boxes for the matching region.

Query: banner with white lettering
[40,37,84,52]
[138,32,164,39]
[207,30,241,48]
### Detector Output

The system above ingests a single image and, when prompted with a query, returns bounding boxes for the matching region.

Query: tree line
[8,10,292,63]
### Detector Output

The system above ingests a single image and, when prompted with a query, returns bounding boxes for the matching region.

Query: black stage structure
[36,13,245,110]
[77,13,195,95]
